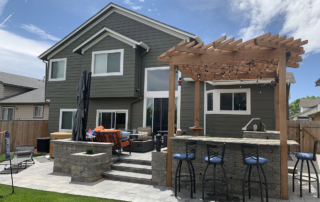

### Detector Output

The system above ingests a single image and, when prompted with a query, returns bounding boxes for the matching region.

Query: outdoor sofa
[2,145,35,173]
[95,128,131,157]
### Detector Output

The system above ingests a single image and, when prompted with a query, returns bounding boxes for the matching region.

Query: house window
[91,49,124,76]
[49,58,67,81]
[1,107,14,120]
[96,110,128,130]
[59,109,76,131]
[205,88,250,115]
[146,68,178,92]
[34,106,44,118]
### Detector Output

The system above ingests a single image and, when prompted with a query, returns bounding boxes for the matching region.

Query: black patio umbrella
[72,70,91,141]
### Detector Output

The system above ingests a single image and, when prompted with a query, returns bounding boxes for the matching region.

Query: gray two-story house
[39,3,292,138]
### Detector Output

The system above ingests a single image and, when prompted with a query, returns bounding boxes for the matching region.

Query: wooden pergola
[158,33,308,200]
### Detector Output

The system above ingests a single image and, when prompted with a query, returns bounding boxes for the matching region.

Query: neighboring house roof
[0,71,43,89]
[316,78,320,87]
[0,72,46,104]
[286,72,296,84]
[290,103,320,119]
[73,27,150,54]
[299,99,320,108]
[38,3,202,60]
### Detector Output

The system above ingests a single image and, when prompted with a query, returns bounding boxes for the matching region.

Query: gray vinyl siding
[82,36,136,97]
[205,84,275,138]
[180,74,205,136]
[3,86,29,98]
[45,11,184,134]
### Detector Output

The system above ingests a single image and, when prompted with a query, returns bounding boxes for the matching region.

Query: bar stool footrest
[294,175,318,182]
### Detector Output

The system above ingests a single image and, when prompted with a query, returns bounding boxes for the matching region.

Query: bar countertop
[170,136,299,146]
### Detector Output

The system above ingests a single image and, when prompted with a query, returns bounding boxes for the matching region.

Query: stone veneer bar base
[52,139,113,173]
[152,150,167,186]
[71,152,110,183]
[168,139,281,199]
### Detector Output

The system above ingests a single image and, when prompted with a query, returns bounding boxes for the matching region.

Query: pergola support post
[275,84,279,131]
[166,64,176,187]
[279,49,288,200]
[194,80,200,136]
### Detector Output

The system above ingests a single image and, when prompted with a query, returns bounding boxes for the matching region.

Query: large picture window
[49,58,67,81]
[205,89,250,115]
[91,49,124,76]
[147,69,178,91]
[2,107,14,120]
[59,109,76,131]
[96,110,128,130]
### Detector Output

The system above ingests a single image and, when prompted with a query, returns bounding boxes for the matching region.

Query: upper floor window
[2,107,14,120]
[34,105,44,118]
[49,58,67,81]
[91,49,124,76]
[205,88,251,115]
[146,68,178,92]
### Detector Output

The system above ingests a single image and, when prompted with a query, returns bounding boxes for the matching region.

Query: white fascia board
[39,3,199,59]
[73,27,150,54]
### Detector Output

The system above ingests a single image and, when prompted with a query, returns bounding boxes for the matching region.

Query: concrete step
[103,170,153,185]
[111,163,152,174]
[113,157,151,166]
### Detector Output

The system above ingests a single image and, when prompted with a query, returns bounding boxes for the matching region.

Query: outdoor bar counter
[169,136,299,199]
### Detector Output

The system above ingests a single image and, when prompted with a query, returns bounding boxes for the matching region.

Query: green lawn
[0,184,120,202]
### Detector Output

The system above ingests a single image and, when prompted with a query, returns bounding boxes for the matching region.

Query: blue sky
[0,0,319,102]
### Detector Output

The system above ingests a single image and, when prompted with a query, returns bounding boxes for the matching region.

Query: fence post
[299,122,303,152]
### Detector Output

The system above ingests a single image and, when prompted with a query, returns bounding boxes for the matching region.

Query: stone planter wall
[152,150,167,186]
[52,139,113,173]
[71,152,110,183]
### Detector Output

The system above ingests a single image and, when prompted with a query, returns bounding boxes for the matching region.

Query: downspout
[129,48,149,129]
[42,60,48,102]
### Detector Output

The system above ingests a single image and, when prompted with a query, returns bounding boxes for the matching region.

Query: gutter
[42,60,48,103]
[129,48,149,129]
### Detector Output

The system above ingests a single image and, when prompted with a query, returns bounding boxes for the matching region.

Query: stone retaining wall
[52,139,113,173]
[152,150,167,186]
[71,152,110,183]
[169,140,281,199]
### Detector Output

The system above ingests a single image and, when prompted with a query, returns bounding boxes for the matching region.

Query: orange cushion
[94,126,105,132]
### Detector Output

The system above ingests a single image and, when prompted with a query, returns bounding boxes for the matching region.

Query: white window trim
[1,107,15,120]
[91,49,124,77]
[205,88,251,115]
[48,58,67,81]
[59,109,77,132]
[34,105,44,118]
[96,109,128,130]
[142,66,181,130]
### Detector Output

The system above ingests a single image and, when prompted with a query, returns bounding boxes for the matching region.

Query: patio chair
[136,127,154,141]
[2,145,35,173]
[95,130,131,157]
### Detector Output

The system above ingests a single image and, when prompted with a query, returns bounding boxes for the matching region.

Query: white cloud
[20,24,60,42]
[123,0,134,5]
[131,6,142,10]
[139,0,144,2]
[230,0,320,53]
[0,0,9,16]
[148,8,152,11]
[0,29,53,79]
[221,32,226,37]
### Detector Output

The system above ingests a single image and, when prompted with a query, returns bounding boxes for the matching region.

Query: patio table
[169,136,299,199]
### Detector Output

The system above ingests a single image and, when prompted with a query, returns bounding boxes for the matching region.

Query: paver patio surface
[0,154,319,202]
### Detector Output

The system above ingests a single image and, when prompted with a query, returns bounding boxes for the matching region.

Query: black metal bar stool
[202,143,229,201]
[173,141,197,198]
[293,139,319,198]
[241,144,268,202]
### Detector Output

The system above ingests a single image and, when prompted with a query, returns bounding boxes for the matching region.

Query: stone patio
[0,153,319,202]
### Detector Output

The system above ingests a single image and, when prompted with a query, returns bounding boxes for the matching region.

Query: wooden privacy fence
[287,120,320,153]
[0,120,48,154]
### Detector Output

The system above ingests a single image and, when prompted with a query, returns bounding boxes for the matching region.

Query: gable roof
[0,72,46,104]
[73,27,150,54]
[38,3,202,60]
[299,99,320,108]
